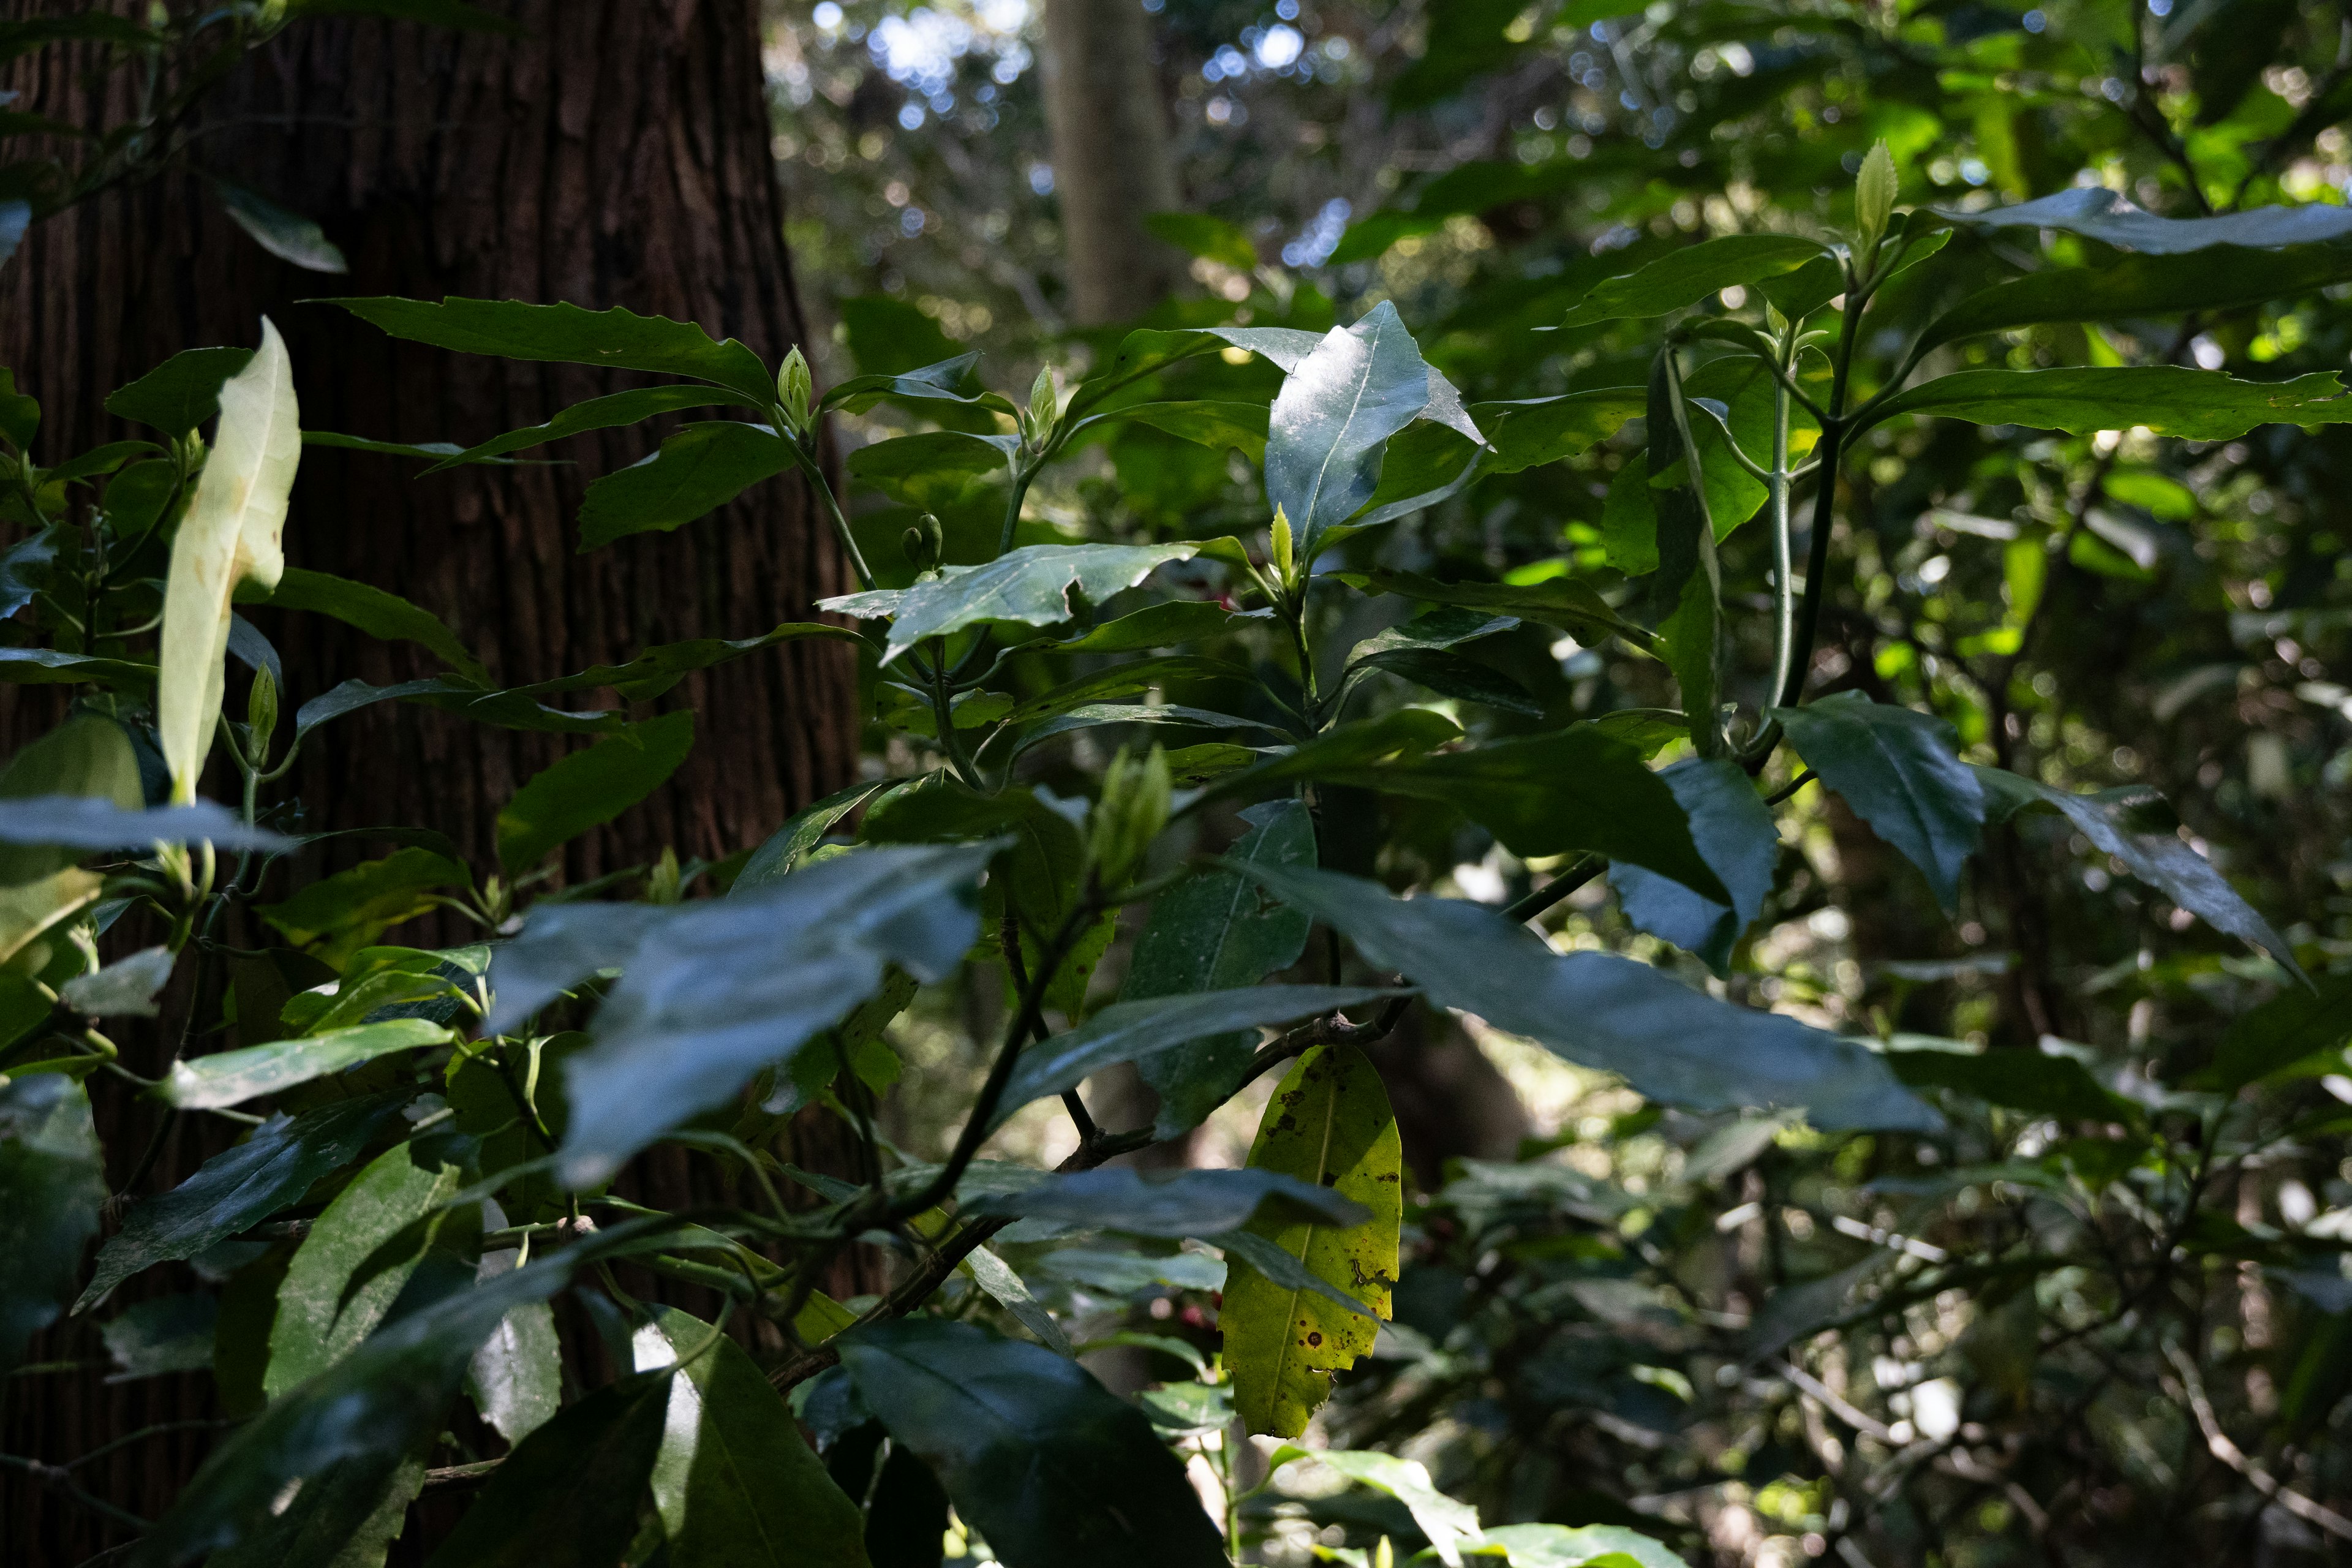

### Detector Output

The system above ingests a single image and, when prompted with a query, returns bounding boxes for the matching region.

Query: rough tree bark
[1037,0,1186,323]
[1,2,866,1556]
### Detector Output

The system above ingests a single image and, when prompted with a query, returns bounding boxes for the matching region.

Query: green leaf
[422,384,752,472]
[0,646,153,690]
[638,1308,872,1567]
[464,1237,560,1445]
[76,1092,410,1311]
[1970,766,2304,979]
[1862,368,2352,441]
[821,541,1198,664]
[1771,692,1985,910]
[1477,388,1648,472]
[100,1292,218,1380]
[503,842,995,1186]
[1143,210,1259,270]
[247,566,487,682]
[0,714,143,885]
[1225,1043,1403,1438]
[1266,302,1434,552]
[734,778,894,891]
[1649,355,1725,756]
[1054,599,1250,654]
[293,676,625,741]
[0,794,290,860]
[216,183,349,274]
[426,1374,673,1568]
[500,621,858,704]
[0,867,102,967]
[138,1218,670,1566]
[1478,1521,1686,1568]
[259,846,470,965]
[577,421,793,549]
[1231,862,1939,1133]
[1608,757,1781,976]
[1888,1044,2137,1121]
[820,350,984,414]
[1918,243,2352,356]
[0,1075,104,1372]
[1123,799,1316,1137]
[967,1167,1366,1236]
[104,347,256,436]
[1557,235,1832,328]
[497,709,695,875]
[987,984,1405,1133]
[1929,188,2352,254]
[837,1317,1227,1568]
[1101,398,1271,459]
[963,1243,1072,1354]
[203,1450,426,1568]
[1270,1447,1480,1566]
[162,1019,454,1110]
[2195,973,2352,1093]
[265,1137,466,1398]
[1337,567,1658,652]
[1314,724,1728,903]
[329,296,776,402]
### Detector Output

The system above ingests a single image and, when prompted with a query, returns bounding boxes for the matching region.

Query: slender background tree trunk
[1037,0,1185,323]
[1,4,866,1556]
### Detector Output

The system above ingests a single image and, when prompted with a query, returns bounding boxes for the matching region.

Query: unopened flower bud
[778,346,814,436]
[244,664,277,770]
[1088,744,1171,887]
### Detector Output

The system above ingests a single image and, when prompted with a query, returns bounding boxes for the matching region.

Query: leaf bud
[1269,505,1296,589]
[1088,744,1171,888]
[1026,365,1058,443]
[244,663,277,770]
[778,346,813,436]
[900,511,945,573]
[1854,140,1896,265]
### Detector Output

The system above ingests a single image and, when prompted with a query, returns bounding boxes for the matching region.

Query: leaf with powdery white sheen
[577,421,793,549]
[330,296,776,401]
[1972,765,2304,981]
[987,984,1407,1133]
[497,710,695,875]
[1773,693,1982,910]
[839,1317,1226,1568]
[1861,368,2352,441]
[821,542,1198,663]
[0,1075,105,1373]
[1224,1044,1403,1439]
[1556,233,1831,329]
[549,841,997,1186]
[1233,862,1938,1133]
[1265,302,1432,551]
[162,1019,454,1110]
[77,1093,410,1311]
[1929,188,2352,254]
[967,1167,1366,1237]
[636,1309,870,1568]
[1477,1521,1686,1568]
[426,1374,672,1568]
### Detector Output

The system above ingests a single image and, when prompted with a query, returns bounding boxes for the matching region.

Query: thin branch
[2164,1341,2352,1542]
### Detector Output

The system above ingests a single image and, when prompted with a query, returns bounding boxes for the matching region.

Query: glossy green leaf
[1477,388,1647,472]
[734,778,894,891]
[1336,568,1657,652]
[1316,723,1727,902]
[821,541,1199,664]
[1124,798,1316,1136]
[1270,1446,1480,1566]
[1920,243,2352,356]
[0,1074,104,1371]
[0,713,144,884]
[76,1092,409,1311]
[1930,188,2352,254]
[1225,1043,1403,1438]
[497,709,695,875]
[424,384,750,471]
[1608,757,1781,975]
[638,1308,872,1567]
[246,567,487,682]
[1863,368,2352,440]
[988,983,1404,1132]
[427,1374,673,1568]
[464,1236,560,1444]
[1889,1045,2136,1121]
[963,1243,1072,1355]
[1000,653,1252,725]
[216,183,349,273]
[837,1317,1226,1568]
[967,1166,1366,1235]
[1055,598,1251,654]
[1557,234,1831,328]
[203,1450,427,1568]
[162,1018,453,1110]
[104,346,255,436]
[507,841,994,1185]
[259,846,469,964]
[1266,302,1434,551]
[1479,1521,1685,1568]
[1232,862,1938,1132]
[1972,766,2302,978]
[292,676,624,741]
[265,1136,466,1398]
[577,421,793,549]
[1108,398,1271,458]
[0,646,153,690]
[1773,692,1983,910]
[820,350,983,413]
[330,296,777,402]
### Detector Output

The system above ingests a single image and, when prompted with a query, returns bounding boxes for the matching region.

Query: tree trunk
[1,4,869,1556]
[1037,0,1186,324]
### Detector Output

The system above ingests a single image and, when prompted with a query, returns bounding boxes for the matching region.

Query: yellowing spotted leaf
[1222,1041,1403,1437]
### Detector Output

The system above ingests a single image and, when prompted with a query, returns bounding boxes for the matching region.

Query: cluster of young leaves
[1,124,2345,1566]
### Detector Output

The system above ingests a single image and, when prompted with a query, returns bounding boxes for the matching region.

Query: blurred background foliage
[763,0,2352,1562]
